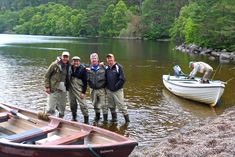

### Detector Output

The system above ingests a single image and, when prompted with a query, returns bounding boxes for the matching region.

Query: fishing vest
[87,65,106,89]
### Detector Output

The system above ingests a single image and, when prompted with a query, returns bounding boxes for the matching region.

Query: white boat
[162,75,225,106]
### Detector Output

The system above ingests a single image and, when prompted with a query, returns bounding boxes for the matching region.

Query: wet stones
[175,43,235,63]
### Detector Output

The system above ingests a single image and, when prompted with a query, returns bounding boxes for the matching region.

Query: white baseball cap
[106,53,114,58]
[62,51,70,56]
[72,56,81,60]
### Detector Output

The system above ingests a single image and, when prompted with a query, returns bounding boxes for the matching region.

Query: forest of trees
[0,0,235,50]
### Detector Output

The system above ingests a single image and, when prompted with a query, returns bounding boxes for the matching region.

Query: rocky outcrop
[175,43,235,63]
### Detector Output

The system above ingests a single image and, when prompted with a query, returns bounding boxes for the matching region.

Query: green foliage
[112,1,129,36]
[99,1,129,37]
[142,0,188,39]
[170,0,235,50]
[99,4,115,37]
[13,3,88,36]
[86,0,109,35]
[1,0,235,51]
[0,11,19,33]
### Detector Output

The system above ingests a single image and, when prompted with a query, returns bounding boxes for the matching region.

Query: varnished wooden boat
[0,103,137,157]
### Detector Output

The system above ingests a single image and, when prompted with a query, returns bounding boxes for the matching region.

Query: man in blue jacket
[105,54,130,123]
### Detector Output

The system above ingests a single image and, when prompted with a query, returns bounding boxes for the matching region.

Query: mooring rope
[87,144,102,157]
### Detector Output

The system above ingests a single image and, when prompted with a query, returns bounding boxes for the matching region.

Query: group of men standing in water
[44,51,130,124]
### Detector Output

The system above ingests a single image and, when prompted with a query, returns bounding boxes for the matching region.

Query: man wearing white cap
[188,61,213,83]
[44,51,70,118]
[68,56,89,124]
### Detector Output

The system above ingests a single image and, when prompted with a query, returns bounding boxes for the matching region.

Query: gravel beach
[131,105,235,157]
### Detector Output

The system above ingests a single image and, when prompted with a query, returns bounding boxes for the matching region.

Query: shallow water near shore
[0,34,235,151]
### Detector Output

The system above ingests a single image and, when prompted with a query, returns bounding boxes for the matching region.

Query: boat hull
[162,75,225,106]
[0,143,136,157]
[0,104,137,157]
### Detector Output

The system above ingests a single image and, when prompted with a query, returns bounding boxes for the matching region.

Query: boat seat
[0,112,10,123]
[4,119,60,143]
[43,131,90,145]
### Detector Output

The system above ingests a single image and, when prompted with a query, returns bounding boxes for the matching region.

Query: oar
[0,103,37,124]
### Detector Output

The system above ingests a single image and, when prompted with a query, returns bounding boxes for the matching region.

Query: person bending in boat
[44,51,70,118]
[188,61,213,83]
[105,54,130,123]
[68,56,89,124]
[86,52,108,122]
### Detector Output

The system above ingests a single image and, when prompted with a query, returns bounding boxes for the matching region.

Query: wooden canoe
[0,103,137,157]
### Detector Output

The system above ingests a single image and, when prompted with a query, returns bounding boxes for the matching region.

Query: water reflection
[0,34,235,147]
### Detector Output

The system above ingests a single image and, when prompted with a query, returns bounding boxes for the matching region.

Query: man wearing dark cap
[68,56,89,123]
[44,51,70,118]
[105,53,130,123]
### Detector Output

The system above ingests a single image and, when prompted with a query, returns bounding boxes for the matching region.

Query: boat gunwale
[163,75,225,89]
[0,104,138,149]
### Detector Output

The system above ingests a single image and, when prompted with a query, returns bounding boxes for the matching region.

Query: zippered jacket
[44,60,70,92]
[106,63,125,92]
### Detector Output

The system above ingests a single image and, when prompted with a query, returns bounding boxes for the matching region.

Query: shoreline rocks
[175,43,235,63]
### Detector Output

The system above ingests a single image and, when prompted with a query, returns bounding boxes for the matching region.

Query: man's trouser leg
[68,91,78,121]
[203,69,213,82]
[91,89,101,121]
[106,89,117,122]
[113,89,129,123]
[97,89,108,122]
[77,93,89,123]
[56,91,67,118]
[46,92,58,115]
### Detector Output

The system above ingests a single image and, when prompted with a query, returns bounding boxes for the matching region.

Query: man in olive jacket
[44,51,70,118]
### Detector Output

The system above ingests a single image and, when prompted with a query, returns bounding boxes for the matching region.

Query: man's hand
[99,62,104,66]
[45,87,51,94]
[187,76,194,79]
[85,67,91,72]
[80,93,85,99]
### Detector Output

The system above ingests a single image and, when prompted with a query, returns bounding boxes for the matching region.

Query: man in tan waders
[87,52,108,122]
[105,54,130,123]
[68,56,89,124]
[188,61,213,83]
[44,51,70,118]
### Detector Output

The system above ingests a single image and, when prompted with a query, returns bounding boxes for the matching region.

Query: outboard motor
[173,65,184,77]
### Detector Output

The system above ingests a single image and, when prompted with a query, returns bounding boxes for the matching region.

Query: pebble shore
[130,105,235,157]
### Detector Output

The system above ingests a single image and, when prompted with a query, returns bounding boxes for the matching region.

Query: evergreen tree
[99,4,115,37]
[113,0,129,36]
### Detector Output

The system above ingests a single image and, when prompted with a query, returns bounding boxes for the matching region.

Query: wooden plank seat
[43,131,90,145]
[3,119,60,143]
[0,112,10,123]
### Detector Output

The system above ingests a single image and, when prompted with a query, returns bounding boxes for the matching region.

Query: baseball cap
[72,56,81,60]
[106,53,114,58]
[62,51,70,56]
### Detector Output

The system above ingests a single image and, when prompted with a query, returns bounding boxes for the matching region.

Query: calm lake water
[0,34,235,147]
